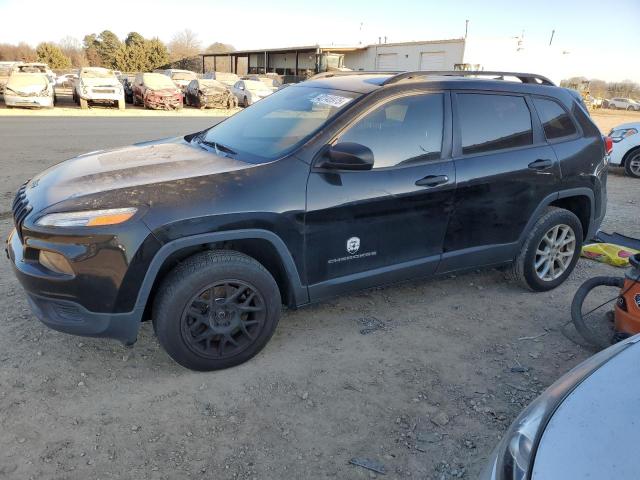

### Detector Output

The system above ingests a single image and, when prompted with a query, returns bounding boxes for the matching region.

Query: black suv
[6,71,608,370]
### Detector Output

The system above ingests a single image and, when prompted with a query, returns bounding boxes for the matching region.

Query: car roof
[301,71,564,96]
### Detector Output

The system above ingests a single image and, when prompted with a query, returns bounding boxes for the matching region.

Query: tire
[571,276,624,349]
[152,250,281,371]
[243,95,250,107]
[624,149,640,178]
[627,106,633,111]
[610,104,616,110]
[79,98,88,110]
[509,207,583,291]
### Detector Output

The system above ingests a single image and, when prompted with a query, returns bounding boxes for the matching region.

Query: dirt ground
[0,112,638,480]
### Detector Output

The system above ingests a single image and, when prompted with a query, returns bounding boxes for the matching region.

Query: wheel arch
[137,229,308,322]
[518,188,595,247]
[621,145,640,167]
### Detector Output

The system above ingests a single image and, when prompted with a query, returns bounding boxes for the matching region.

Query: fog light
[39,250,73,275]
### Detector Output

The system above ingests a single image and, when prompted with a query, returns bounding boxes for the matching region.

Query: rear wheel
[509,207,583,291]
[152,250,281,371]
[625,150,640,178]
[244,95,250,107]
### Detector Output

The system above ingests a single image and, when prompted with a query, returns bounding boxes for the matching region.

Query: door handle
[528,159,553,170]
[415,174,449,187]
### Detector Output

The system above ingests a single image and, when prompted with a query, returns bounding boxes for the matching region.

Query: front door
[305,91,456,300]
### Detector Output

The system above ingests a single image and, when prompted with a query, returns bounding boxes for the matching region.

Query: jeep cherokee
[6,71,608,371]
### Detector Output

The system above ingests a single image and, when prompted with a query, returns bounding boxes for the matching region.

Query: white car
[203,71,239,88]
[230,79,273,106]
[3,72,54,108]
[608,97,640,111]
[162,69,198,94]
[609,121,640,178]
[481,335,640,480]
[74,67,125,110]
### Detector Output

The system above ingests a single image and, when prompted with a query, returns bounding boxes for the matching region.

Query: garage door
[377,53,398,71]
[420,52,445,70]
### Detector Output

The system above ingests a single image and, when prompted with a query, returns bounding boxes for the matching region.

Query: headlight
[36,207,137,227]
[487,337,635,480]
[610,128,638,142]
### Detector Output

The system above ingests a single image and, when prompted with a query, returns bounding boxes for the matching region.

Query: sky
[1,0,638,81]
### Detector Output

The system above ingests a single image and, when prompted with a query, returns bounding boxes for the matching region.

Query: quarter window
[458,94,533,155]
[533,98,577,140]
[338,93,444,169]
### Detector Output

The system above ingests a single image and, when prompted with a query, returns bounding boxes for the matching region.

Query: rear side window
[338,93,444,169]
[533,98,577,140]
[458,94,533,155]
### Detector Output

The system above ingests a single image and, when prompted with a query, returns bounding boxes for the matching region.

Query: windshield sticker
[310,93,352,108]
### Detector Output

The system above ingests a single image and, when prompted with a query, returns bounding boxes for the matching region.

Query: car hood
[146,87,181,96]
[531,337,640,479]
[25,137,254,214]
[81,77,119,87]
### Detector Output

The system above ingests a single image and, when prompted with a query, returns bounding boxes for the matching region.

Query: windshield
[201,86,359,163]
[7,74,48,88]
[172,72,197,81]
[143,73,176,89]
[199,79,225,89]
[259,77,280,87]
[82,68,115,78]
[243,80,272,92]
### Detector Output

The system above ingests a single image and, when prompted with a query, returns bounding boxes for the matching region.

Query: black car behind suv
[7,71,608,370]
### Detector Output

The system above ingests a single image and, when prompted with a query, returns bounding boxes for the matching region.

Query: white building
[344,39,465,71]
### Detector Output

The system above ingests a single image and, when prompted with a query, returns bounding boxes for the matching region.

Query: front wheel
[152,250,281,371]
[509,207,583,291]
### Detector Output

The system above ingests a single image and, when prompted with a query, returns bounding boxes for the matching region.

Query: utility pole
[465,19,469,39]
[549,29,555,46]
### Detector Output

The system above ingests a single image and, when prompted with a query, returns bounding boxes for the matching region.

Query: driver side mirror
[318,142,374,171]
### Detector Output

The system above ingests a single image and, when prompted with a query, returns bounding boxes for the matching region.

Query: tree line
[0,29,234,72]
[561,77,640,99]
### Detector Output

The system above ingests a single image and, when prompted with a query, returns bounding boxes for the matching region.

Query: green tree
[36,42,71,69]
[145,37,169,70]
[95,30,122,68]
[83,34,101,66]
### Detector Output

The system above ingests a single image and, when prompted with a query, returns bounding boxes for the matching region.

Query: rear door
[439,91,560,272]
[305,91,456,299]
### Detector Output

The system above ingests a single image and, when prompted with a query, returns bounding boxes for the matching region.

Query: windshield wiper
[197,138,237,156]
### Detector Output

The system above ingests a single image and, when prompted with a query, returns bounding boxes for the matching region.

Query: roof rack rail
[310,70,402,80]
[382,71,555,86]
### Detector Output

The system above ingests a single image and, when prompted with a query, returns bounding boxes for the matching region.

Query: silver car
[481,334,640,480]
[4,72,54,108]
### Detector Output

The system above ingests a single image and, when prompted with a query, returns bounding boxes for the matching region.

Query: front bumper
[26,292,143,345]
[145,96,182,110]
[6,222,158,344]
[80,92,124,102]
[4,94,53,108]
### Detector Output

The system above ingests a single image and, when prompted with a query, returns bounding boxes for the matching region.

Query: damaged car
[13,62,56,84]
[3,72,55,108]
[203,71,239,88]
[132,73,183,110]
[73,67,125,110]
[162,69,198,95]
[184,79,238,109]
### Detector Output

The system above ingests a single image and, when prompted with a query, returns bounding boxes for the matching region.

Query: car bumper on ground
[4,94,53,108]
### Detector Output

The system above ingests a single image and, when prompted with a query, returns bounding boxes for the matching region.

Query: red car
[132,73,183,110]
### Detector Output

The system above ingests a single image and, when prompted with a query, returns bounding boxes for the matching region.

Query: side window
[337,93,444,169]
[533,97,577,140]
[458,94,533,155]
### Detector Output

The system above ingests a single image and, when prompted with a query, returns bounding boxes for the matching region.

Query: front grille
[12,182,32,241]
[93,88,115,94]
